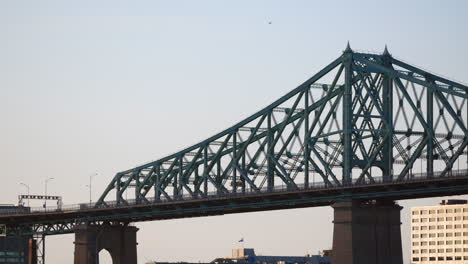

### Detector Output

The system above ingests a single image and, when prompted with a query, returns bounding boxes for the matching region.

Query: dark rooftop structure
[146,248,330,264]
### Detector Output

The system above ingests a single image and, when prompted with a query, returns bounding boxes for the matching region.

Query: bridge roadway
[1,169,468,235]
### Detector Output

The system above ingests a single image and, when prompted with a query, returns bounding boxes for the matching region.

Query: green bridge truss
[95,44,468,207]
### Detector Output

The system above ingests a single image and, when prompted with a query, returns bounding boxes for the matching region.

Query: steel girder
[95,45,468,207]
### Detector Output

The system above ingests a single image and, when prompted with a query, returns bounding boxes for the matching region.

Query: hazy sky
[1,1,468,263]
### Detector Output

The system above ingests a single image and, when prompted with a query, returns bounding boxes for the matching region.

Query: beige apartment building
[411,200,468,263]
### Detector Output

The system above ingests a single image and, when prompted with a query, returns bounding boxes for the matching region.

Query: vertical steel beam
[233,132,237,193]
[382,48,394,181]
[267,111,274,191]
[342,45,353,185]
[217,158,221,194]
[426,79,434,177]
[203,146,208,196]
[116,175,121,205]
[304,87,310,188]
[173,160,179,198]
[154,164,160,201]
[134,171,140,203]
[178,155,183,197]
[242,152,246,193]
[41,234,45,264]
[33,232,45,264]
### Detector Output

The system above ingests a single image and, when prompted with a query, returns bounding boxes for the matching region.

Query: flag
[238,238,244,242]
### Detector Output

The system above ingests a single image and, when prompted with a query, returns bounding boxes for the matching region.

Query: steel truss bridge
[1,44,468,250]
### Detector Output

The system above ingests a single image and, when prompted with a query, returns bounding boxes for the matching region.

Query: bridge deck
[1,170,468,231]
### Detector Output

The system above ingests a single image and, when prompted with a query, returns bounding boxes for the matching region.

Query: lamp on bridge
[44,177,54,208]
[85,172,98,205]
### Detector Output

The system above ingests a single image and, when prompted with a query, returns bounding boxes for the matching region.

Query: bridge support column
[73,223,138,264]
[331,200,402,264]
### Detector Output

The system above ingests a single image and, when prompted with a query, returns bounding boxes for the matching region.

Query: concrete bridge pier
[73,223,138,264]
[331,200,403,264]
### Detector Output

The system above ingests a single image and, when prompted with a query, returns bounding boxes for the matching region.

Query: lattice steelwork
[95,44,468,207]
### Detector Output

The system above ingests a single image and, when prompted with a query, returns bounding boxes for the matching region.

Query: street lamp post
[44,177,54,209]
[86,172,98,205]
[19,183,30,206]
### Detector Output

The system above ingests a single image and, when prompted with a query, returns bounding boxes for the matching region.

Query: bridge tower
[331,44,403,264]
[73,223,138,264]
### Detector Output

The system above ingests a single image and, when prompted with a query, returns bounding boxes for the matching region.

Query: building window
[438,241,445,245]
[437,225,444,229]
[447,217,453,221]
[429,226,436,230]
[438,257,444,261]
[446,225,453,229]
[437,217,444,221]
[455,256,462,260]
[447,233,453,237]
[413,234,419,238]
[438,209,445,213]
[429,234,436,238]
[455,216,462,221]
[447,209,454,213]
[455,248,462,252]
[455,232,462,237]
[421,210,428,214]
[446,248,453,253]
[412,257,420,262]
[421,242,428,246]
[413,250,419,254]
[438,249,444,253]
[412,211,420,215]
[463,208,468,212]
[421,226,428,230]
[455,208,461,213]
[429,241,436,245]
[421,218,428,223]
[447,241,453,245]
[438,233,444,237]
[429,210,435,214]
[455,240,462,245]
[413,242,419,246]
[412,226,419,230]
[412,219,420,223]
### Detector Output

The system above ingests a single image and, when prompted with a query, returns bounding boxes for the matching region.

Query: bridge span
[1,45,467,264]
[2,170,468,235]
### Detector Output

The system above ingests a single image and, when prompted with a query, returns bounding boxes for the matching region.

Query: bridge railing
[4,169,468,216]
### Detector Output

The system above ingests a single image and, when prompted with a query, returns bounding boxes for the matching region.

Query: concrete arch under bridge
[73,223,138,264]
